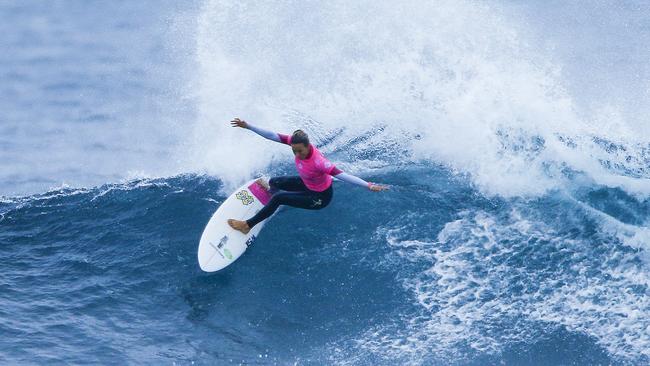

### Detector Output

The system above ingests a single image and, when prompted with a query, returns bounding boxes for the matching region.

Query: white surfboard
[198,177,273,272]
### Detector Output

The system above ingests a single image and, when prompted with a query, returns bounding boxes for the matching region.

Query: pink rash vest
[279,134,341,192]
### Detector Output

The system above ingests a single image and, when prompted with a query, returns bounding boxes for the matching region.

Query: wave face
[2,0,650,365]
[1,174,648,364]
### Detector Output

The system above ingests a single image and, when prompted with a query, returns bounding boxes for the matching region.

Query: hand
[369,183,389,192]
[230,118,248,129]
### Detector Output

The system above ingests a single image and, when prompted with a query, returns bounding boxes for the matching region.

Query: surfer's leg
[245,190,326,229]
[229,178,312,234]
[268,176,309,192]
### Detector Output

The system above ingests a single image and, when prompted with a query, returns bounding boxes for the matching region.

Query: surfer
[227,118,388,234]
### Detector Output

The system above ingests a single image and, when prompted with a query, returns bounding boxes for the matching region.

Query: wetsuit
[244,124,372,228]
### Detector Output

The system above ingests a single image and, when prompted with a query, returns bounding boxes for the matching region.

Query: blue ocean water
[2,1,650,365]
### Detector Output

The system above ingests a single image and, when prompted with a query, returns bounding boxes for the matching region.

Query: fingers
[370,184,389,192]
[230,118,245,127]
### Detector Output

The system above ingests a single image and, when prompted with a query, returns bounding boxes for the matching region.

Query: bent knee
[269,177,281,189]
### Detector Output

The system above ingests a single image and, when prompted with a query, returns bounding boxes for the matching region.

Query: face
[291,143,310,160]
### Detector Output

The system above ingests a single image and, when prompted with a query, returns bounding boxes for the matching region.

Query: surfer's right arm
[230,118,283,143]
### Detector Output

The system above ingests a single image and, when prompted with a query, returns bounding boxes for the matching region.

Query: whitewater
[1,0,649,364]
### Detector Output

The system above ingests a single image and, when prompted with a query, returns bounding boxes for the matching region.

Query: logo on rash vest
[235,190,254,205]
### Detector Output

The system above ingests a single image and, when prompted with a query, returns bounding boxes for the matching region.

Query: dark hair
[291,129,310,146]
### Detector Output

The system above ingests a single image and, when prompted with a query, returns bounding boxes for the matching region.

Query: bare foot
[228,219,251,234]
[255,178,270,191]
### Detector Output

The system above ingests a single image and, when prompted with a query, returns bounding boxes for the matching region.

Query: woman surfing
[227,118,388,234]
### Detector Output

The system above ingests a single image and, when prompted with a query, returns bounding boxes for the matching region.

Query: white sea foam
[330,208,650,364]
[185,0,650,198]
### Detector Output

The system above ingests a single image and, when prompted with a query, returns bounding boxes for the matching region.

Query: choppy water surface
[1,1,649,364]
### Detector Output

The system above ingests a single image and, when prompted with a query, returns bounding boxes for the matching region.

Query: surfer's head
[291,130,311,159]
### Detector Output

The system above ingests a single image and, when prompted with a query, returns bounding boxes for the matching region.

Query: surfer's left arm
[330,167,388,192]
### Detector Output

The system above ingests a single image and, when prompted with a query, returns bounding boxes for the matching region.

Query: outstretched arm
[230,118,282,143]
[331,167,388,192]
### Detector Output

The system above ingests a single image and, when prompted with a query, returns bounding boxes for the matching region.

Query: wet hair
[291,129,310,146]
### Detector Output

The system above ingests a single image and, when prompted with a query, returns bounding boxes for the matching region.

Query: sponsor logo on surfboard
[209,236,230,259]
[235,190,255,205]
[218,235,228,249]
[245,235,257,247]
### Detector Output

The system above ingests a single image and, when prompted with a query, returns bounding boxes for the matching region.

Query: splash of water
[181,0,650,198]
